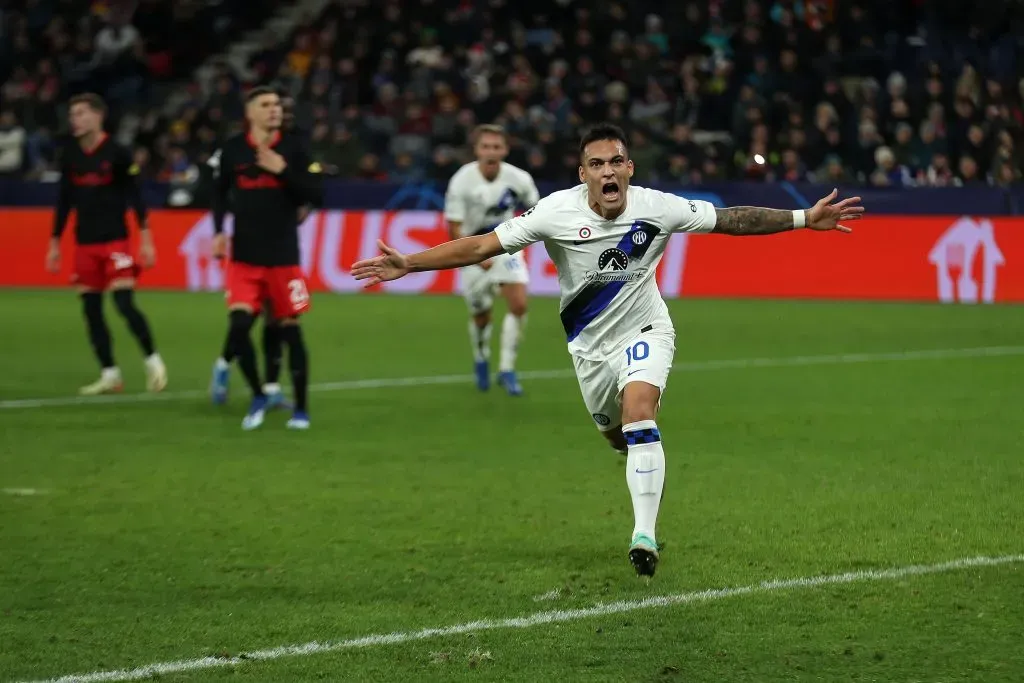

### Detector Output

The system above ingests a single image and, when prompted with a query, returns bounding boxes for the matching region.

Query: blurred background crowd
[1,0,1022,188]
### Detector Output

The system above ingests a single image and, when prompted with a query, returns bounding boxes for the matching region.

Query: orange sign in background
[1,209,1022,303]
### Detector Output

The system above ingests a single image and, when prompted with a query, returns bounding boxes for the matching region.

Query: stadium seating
[0,0,1021,187]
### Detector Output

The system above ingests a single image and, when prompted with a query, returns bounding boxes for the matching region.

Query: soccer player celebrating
[353,123,864,577]
[443,125,539,395]
[211,86,323,430]
[47,93,167,395]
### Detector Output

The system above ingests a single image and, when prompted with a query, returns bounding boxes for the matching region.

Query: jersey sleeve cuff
[493,224,518,254]
[693,201,718,233]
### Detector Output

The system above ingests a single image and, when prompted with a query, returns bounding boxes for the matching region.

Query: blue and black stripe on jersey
[473,188,522,236]
[559,221,662,342]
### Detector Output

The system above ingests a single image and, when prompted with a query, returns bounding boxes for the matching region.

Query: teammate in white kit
[352,124,864,577]
[444,125,540,395]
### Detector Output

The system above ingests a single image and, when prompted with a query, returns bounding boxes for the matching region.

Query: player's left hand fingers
[834,224,853,233]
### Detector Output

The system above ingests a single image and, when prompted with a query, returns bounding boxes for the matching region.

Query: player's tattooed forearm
[713,207,800,235]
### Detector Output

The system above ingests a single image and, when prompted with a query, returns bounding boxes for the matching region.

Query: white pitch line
[1,345,1022,411]
[19,553,1023,683]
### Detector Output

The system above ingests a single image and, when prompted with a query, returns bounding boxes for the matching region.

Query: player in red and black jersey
[209,94,309,411]
[211,86,323,430]
[47,93,168,396]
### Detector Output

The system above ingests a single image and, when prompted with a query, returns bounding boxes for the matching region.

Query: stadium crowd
[1,0,1022,187]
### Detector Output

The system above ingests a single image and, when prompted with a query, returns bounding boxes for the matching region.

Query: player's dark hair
[579,123,629,158]
[68,93,107,115]
[245,85,279,104]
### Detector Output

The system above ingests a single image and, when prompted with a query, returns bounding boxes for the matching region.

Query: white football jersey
[494,184,718,360]
[444,162,540,237]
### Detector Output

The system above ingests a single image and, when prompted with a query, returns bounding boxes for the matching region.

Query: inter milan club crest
[598,248,629,271]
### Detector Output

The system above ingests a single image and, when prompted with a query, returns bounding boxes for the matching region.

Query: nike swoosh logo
[635,468,659,474]
[627,369,643,376]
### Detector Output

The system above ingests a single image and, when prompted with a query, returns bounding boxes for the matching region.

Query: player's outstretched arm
[713,189,864,236]
[351,233,505,286]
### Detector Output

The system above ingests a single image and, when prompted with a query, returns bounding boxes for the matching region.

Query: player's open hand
[256,145,287,175]
[805,188,865,233]
[351,240,410,286]
[45,244,61,273]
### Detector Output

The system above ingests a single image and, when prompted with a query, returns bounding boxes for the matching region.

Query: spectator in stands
[924,153,957,187]
[4,0,1022,190]
[779,148,808,182]
[93,14,138,66]
[0,110,27,175]
[957,155,985,186]
[870,146,913,188]
[815,154,855,185]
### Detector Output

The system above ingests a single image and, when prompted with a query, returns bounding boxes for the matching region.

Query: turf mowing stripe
[18,554,1023,683]
[1,345,1022,411]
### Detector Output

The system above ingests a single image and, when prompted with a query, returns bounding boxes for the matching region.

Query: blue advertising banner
[0,179,1016,215]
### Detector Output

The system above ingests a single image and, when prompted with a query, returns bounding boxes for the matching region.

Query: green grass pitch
[1,290,1023,682]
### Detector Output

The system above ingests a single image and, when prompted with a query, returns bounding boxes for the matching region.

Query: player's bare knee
[621,382,661,424]
[508,300,528,317]
[502,285,528,316]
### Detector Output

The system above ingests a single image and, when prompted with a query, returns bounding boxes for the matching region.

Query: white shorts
[459,252,529,315]
[572,327,676,431]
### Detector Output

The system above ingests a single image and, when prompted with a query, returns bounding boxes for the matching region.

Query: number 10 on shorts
[625,340,649,366]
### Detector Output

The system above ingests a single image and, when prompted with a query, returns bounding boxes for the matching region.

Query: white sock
[263,382,282,395]
[498,313,526,373]
[623,420,666,542]
[101,366,121,381]
[146,352,163,367]
[215,357,230,370]
[468,320,492,363]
